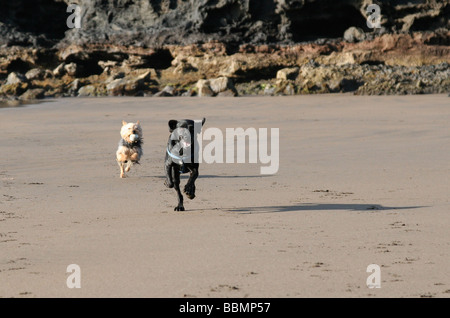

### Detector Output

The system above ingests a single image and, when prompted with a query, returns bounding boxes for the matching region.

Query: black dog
[164,118,205,211]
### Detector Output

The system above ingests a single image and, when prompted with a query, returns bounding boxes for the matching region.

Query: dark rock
[19,88,45,100]
[339,78,364,92]
[0,0,449,48]
[0,1,67,47]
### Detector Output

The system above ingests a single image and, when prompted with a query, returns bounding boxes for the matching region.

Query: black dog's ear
[168,120,178,132]
[201,117,206,126]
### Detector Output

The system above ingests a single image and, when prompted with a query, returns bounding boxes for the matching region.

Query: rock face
[0,1,449,100]
[0,0,448,47]
[1,32,449,99]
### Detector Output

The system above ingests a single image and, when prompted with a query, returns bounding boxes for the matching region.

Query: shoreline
[1,90,448,109]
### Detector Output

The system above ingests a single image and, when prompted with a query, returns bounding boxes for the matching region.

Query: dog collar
[166,146,190,162]
[167,147,191,174]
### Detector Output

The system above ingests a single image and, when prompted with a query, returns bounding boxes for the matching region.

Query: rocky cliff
[0,0,449,102]
[1,0,449,47]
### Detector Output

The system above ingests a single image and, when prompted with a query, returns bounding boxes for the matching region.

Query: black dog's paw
[186,192,196,200]
[184,183,196,200]
[164,179,174,188]
[174,206,185,211]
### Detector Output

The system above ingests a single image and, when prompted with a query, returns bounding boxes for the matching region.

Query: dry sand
[0,94,449,298]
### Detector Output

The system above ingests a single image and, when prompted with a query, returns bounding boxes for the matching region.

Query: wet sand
[0,94,449,297]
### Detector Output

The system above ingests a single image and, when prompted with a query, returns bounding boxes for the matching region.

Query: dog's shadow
[139,174,426,214]
[200,174,273,179]
[225,203,427,214]
[143,174,272,179]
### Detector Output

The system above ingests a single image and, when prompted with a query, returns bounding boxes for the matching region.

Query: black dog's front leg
[172,167,184,211]
[184,166,198,200]
[164,161,174,188]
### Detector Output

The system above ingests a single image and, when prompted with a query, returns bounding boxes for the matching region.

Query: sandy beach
[0,94,449,298]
